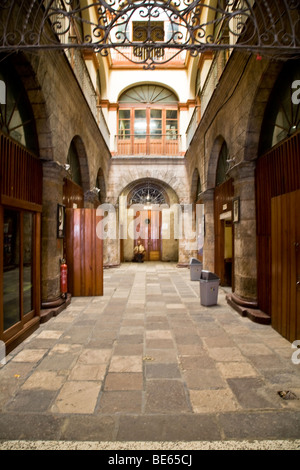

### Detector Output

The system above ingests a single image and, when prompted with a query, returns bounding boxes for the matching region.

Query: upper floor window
[117,85,179,156]
[259,61,300,154]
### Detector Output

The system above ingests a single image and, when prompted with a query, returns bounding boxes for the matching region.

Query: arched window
[130,183,166,205]
[0,65,38,153]
[117,84,179,156]
[67,140,82,187]
[216,141,229,186]
[259,61,300,155]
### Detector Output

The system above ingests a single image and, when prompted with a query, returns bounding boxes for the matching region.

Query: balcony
[110,47,187,68]
[114,134,181,156]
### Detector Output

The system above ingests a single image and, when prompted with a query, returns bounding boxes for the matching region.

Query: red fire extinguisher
[60,258,68,299]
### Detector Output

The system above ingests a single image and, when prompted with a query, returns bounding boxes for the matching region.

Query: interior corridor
[0,262,300,448]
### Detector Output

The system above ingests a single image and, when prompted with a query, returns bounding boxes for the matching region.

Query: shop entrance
[0,133,42,353]
[134,208,162,261]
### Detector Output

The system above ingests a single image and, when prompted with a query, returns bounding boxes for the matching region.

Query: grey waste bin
[189,257,203,281]
[199,270,220,306]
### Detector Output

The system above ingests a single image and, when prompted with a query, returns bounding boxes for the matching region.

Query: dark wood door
[65,209,103,297]
[271,189,300,342]
[214,179,234,287]
[134,209,161,261]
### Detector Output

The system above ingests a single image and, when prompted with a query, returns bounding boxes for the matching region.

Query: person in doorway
[133,240,145,263]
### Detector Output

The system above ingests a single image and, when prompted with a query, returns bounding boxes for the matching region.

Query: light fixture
[64,163,70,171]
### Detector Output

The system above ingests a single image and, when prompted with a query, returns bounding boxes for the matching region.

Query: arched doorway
[119,178,179,263]
[213,140,234,287]
[129,182,167,261]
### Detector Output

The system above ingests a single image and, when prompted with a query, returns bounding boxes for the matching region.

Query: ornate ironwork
[130,183,166,205]
[0,1,299,68]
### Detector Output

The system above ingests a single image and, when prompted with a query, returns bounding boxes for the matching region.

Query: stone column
[177,202,197,265]
[229,161,257,302]
[225,161,268,322]
[41,161,68,310]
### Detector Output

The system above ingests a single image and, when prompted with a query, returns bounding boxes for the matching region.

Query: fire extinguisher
[60,258,68,299]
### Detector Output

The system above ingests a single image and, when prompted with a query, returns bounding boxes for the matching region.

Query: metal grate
[0,1,299,68]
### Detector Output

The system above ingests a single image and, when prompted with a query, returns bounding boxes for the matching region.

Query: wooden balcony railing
[115,134,181,156]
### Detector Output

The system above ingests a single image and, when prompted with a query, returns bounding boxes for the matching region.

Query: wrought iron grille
[0,1,299,68]
[130,183,166,205]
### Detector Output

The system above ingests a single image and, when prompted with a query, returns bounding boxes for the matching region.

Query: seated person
[133,240,145,262]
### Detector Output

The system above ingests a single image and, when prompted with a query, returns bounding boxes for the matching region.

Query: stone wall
[185,51,284,304]
[106,157,191,265]
[16,50,111,305]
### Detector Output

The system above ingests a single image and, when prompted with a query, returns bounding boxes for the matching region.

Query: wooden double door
[134,209,162,261]
[271,189,300,343]
[65,208,103,297]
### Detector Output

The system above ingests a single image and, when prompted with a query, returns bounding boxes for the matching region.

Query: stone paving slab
[1,262,300,446]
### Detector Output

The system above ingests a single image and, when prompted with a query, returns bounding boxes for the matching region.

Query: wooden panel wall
[65,209,103,297]
[0,132,42,209]
[271,190,300,343]
[256,131,300,315]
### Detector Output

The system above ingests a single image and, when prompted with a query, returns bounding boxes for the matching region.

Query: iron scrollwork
[0,1,299,68]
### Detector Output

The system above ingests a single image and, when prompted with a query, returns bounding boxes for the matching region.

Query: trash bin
[189,257,203,281]
[199,270,220,306]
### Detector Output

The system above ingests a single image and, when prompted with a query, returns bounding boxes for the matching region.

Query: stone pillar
[201,189,215,272]
[41,161,68,310]
[229,161,257,302]
[225,161,270,323]
[177,202,197,265]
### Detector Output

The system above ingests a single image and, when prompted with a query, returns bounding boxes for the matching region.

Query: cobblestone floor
[0,262,300,449]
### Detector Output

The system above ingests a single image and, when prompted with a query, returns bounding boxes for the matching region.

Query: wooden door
[65,209,103,297]
[214,179,234,286]
[256,131,300,316]
[271,189,300,342]
[134,209,161,261]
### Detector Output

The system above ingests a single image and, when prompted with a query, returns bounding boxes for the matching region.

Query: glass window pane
[119,117,130,139]
[166,110,177,119]
[150,109,162,118]
[23,212,33,315]
[150,118,162,138]
[150,120,162,131]
[134,122,147,137]
[119,109,130,119]
[166,120,178,130]
[135,109,146,119]
[3,210,20,330]
[134,109,146,138]
[119,120,130,131]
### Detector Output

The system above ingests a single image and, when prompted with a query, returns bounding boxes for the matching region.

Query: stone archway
[118,178,179,264]
[190,168,201,203]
